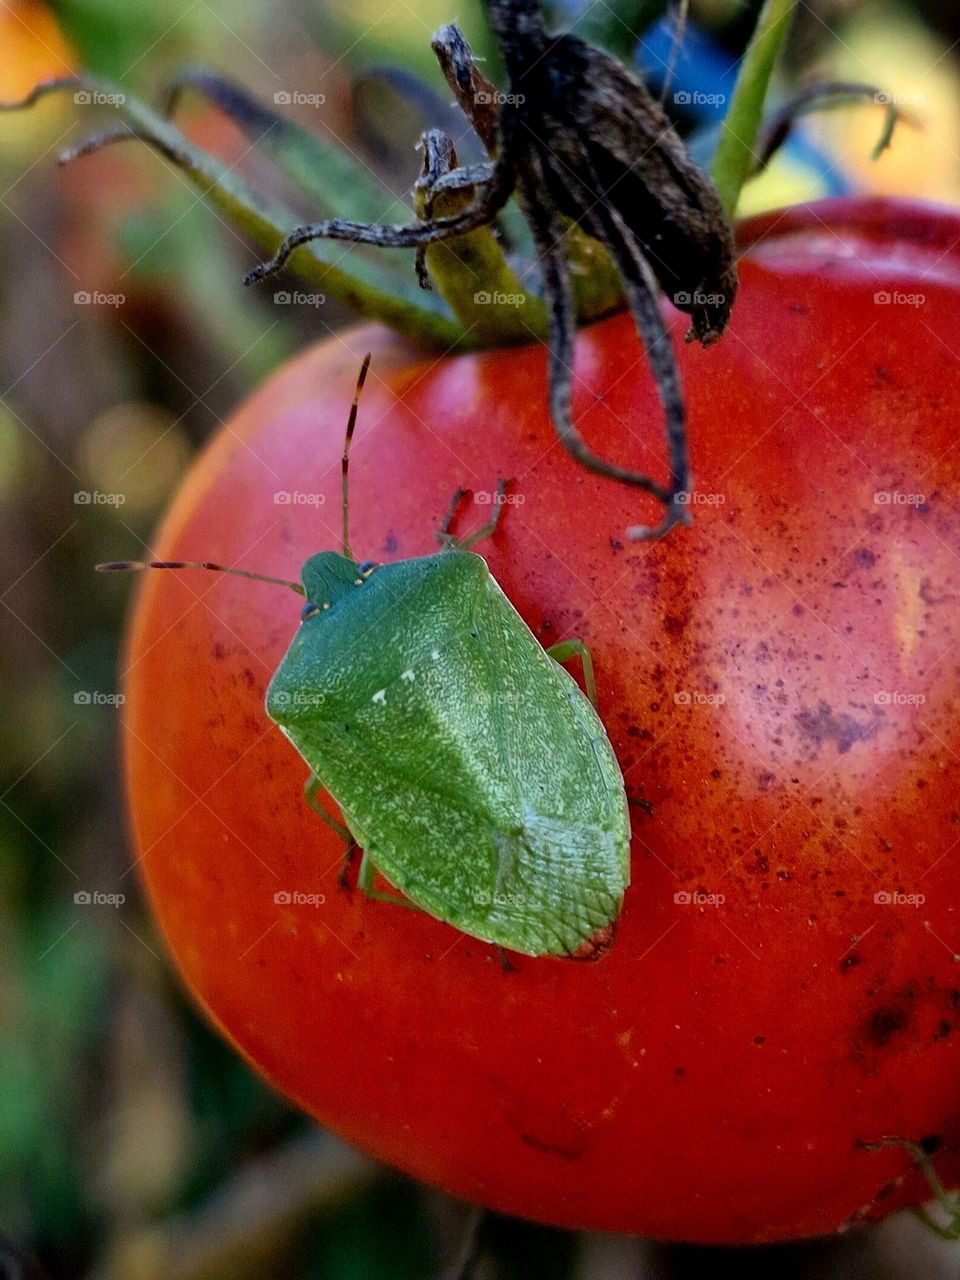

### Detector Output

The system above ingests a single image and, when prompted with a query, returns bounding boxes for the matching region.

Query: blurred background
[2,0,960,1276]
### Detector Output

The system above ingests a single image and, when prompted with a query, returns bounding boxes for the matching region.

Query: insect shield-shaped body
[268,546,630,958]
[100,357,630,959]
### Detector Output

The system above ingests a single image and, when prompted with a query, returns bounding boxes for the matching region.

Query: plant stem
[711,0,797,218]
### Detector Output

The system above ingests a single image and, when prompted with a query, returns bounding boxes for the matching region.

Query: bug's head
[298,551,378,615]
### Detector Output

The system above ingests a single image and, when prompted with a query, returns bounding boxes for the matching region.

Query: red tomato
[122,198,960,1243]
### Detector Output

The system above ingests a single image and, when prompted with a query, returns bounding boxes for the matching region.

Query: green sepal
[416,166,550,346]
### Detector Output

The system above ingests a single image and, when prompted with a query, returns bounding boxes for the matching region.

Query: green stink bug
[100,356,630,958]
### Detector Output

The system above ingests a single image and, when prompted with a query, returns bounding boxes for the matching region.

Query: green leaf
[1,76,467,349]
[161,67,407,225]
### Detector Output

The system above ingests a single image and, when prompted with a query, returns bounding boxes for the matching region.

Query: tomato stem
[711,0,797,218]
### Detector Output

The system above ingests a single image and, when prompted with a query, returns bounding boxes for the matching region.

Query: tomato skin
[123,198,960,1243]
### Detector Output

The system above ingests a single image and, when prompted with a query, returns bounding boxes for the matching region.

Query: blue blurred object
[640,13,851,196]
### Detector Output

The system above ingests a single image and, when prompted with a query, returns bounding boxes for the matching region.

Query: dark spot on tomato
[213,641,226,660]
[517,1131,582,1160]
[384,533,399,553]
[933,1020,951,1041]
[868,1005,909,1047]
[753,1035,765,1045]
[840,953,862,973]
[854,548,877,568]
[920,1134,942,1155]
[795,700,882,756]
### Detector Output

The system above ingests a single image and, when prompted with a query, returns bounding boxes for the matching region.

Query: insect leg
[303,774,360,888]
[546,638,598,709]
[861,1136,959,1236]
[304,774,352,841]
[436,480,512,550]
[356,851,415,908]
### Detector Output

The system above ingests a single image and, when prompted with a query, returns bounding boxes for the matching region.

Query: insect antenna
[96,560,306,595]
[341,352,372,560]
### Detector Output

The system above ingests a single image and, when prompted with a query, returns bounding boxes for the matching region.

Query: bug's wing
[467,572,631,953]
